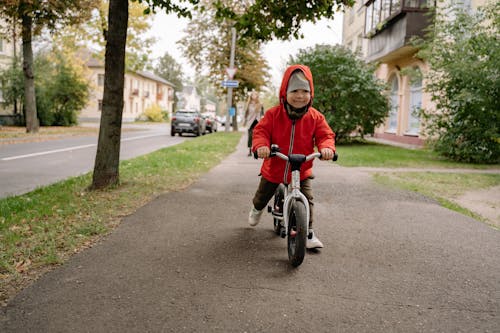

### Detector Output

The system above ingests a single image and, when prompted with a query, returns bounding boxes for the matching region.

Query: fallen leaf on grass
[15,259,32,273]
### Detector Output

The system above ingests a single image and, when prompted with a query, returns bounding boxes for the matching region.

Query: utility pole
[226,27,236,132]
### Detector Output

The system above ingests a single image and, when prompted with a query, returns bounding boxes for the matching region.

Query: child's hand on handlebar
[256,146,270,159]
[320,148,334,160]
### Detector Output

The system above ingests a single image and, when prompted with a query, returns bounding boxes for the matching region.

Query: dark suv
[171,110,206,136]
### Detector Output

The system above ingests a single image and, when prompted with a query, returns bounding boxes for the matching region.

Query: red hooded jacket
[252,64,336,184]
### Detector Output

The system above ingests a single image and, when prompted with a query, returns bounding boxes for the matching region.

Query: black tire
[288,200,307,267]
[273,184,285,235]
[170,127,175,136]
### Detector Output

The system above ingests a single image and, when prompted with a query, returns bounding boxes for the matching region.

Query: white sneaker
[306,229,324,249]
[248,207,263,226]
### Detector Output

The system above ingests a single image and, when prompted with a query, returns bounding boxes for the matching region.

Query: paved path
[1,136,499,332]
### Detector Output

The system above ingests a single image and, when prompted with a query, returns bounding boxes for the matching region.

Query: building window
[97,74,104,86]
[408,69,422,135]
[388,76,399,132]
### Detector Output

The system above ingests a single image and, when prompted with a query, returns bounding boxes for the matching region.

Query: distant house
[178,85,201,111]
[204,99,217,116]
[79,51,175,122]
[0,23,21,125]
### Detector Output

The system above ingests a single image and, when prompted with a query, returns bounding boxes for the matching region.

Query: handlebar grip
[253,151,258,159]
[333,152,338,162]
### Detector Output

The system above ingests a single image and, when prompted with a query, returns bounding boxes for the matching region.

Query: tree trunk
[90,0,129,190]
[21,13,38,133]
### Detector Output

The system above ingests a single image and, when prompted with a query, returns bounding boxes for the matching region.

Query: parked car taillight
[172,117,176,121]
[194,117,200,123]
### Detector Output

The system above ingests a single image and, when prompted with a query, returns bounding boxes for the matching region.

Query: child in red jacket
[249,64,336,249]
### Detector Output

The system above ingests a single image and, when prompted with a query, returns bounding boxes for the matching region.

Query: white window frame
[407,72,422,135]
[388,76,399,133]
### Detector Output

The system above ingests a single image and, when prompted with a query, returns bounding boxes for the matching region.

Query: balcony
[364,0,433,63]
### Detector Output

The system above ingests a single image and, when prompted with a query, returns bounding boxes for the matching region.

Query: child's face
[286,89,311,108]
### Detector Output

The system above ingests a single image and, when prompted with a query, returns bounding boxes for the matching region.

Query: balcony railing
[364,0,432,37]
[364,0,433,62]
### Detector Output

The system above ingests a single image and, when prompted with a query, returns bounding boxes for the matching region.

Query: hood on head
[279,64,314,106]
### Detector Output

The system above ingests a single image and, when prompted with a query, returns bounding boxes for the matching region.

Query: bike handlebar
[253,145,338,162]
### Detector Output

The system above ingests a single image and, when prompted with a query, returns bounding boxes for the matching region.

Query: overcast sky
[147,12,344,88]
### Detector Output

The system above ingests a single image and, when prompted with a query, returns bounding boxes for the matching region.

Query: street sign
[226,67,237,79]
[221,80,239,88]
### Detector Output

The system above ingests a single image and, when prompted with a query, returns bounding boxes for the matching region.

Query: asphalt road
[1,135,498,332]
[0,123,186,198]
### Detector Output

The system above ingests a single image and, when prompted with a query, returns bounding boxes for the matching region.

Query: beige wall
[372,58,432,143]
[342,0,368,57]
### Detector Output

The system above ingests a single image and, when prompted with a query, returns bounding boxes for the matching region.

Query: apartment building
[342,0,484,146]
[79,51,175,122]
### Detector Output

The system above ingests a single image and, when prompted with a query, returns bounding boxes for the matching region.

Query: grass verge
[0,131,242,305]
[336,142,500,227]
[336,142,497,169]
[373,171,500,228]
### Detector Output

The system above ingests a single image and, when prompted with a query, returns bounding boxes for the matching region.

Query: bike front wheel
[287,200,307,267]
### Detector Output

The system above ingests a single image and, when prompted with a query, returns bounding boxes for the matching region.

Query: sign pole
[226,27,236,132]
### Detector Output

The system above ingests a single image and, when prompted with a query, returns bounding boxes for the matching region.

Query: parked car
[204,114,218,133]
[171,110,206,136]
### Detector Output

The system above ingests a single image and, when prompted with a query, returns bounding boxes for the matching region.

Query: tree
[91,0,353,190]
[0,0,96,133]
[35,50,90,126]
[0,58,23,118]
[178,0,270,101]
[154,52,184,110]
[56,0,156,72]
[290,44,389,142]
[91,0,129,189]
[416,2,499,164]
[214,0,354,41]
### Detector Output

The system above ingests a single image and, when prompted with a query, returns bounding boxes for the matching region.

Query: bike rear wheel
[273,184,285,235]
[287,200,307,267]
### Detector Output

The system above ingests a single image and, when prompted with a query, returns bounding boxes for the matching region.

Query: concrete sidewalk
[1,135,499,332]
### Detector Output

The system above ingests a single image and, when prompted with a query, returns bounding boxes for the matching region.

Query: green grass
[336,142,497,169]
[0,132,242,304]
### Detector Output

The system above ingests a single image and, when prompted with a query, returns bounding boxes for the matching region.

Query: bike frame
[273,151,321,238]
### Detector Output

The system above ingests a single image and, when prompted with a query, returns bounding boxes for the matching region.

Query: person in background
[243,90,264,156]
[248,64,336,249]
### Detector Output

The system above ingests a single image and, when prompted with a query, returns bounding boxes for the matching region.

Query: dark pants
[247,119,258,148]
[252,176,315,227]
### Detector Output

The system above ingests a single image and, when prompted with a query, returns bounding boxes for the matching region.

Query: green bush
[35,51,89,126]
[417,2,500,164]
[290,44,390,142]
[142,104,164,122]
